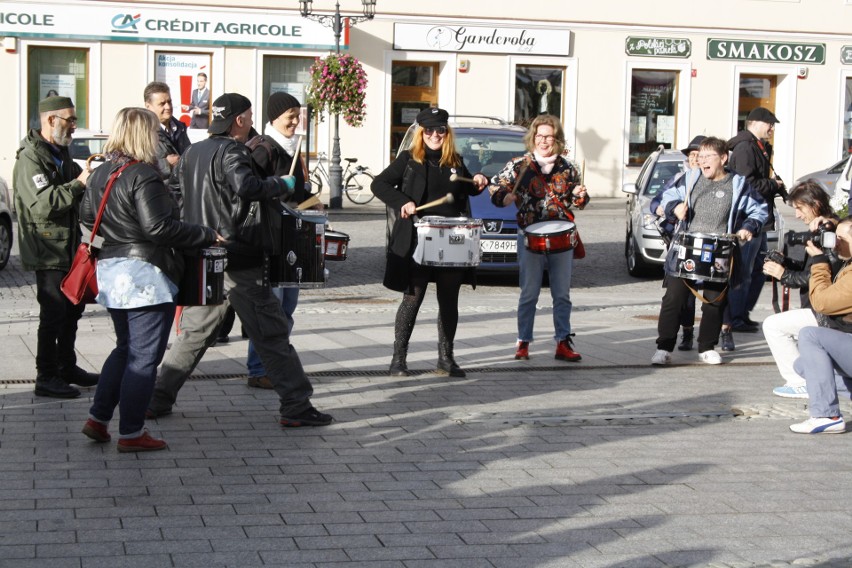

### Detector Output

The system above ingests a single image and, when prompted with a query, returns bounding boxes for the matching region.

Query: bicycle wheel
[344,170,376,204]
[310,172,323,197]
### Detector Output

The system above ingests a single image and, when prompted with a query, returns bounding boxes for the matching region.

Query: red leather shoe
[117,431,168,453]
[515,341,530,360]
[555,338,582,362]
[81,419,111,443]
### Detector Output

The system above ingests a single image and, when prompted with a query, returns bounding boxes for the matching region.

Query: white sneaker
[790,416,846,434]
[698,350,722,365]
[651,349,671,366]
[773,385,808,399]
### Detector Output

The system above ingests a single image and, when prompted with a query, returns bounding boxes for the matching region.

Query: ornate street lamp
[299,0,376,209]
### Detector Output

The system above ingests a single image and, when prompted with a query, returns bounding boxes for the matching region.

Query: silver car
[0,176,12,270]
[623,146,783,277]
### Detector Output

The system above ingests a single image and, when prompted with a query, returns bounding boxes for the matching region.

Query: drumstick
[581,159,585,185]
[449,173,476,184]
[415,193,455,212]
[288,135,302,176]
[296,194,322,210]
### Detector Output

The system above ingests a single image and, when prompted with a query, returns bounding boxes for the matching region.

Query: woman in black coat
[371,107,487,378]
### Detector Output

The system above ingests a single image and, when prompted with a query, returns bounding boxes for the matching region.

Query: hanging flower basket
[306,53,368,128]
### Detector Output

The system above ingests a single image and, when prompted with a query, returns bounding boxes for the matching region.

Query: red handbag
[61,161,136,304]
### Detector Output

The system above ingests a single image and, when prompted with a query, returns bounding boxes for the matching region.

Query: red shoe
[82,419,111,443]
[515,341,530,360]
[117,431,168,453]
[555,337,582,362]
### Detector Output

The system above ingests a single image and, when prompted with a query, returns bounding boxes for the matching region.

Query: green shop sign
[842,46,852,65]
[708,39,825,64]
[626,37,691,58]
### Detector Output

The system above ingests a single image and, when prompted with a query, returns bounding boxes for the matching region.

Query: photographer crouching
[761,181,841,399]
[787,215,852,434]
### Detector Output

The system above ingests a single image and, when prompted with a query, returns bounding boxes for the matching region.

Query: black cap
[416,107,449,128]
[267,92,300,123]
[208,93,252,135]
[747,107,780,124]
[681,135,706,156]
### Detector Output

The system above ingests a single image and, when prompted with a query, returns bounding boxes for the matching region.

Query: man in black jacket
[147,93,333,427]
[144,82,191,180]
[722,107,785,348]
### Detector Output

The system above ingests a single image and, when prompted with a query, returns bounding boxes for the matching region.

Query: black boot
[678,327,694,351]
[389,340,409,376]
[437,341,465,378]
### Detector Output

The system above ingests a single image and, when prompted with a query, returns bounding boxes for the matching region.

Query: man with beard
[143,81,191,179]
[13,96,99,398]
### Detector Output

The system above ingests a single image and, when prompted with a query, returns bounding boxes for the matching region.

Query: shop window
[628,70,678,166]
[844,77,852,159]
[27,46,89,130]
[153,51,212,132]
[514,65,563,126]
[390,61,439,159]
[736,73,777,139]
[262,55,315,154]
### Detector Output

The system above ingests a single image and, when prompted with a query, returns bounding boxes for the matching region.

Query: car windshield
[70,137,108,161]
[455,133,526,178]
[644,160,685,197]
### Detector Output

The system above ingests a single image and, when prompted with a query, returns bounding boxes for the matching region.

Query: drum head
[526,220,575,235]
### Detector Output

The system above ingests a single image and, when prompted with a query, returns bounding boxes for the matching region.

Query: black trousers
[35,270,85,377]
[657,276,727,353]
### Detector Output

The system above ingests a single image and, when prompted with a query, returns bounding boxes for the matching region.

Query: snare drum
[268,210,328,288]
[413,216,482,267]
[177,247,227,306]
[523,220,576,254]
[324,230,350,261]
[672,231,736,283]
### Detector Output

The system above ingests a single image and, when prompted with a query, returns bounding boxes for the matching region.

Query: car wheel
[626,231,652,277]
[0,217,11,271]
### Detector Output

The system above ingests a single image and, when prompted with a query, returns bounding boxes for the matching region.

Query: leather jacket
[169,135,291,268]
[81,160,218,285]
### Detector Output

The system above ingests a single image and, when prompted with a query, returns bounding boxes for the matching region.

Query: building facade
[2,0,851,197]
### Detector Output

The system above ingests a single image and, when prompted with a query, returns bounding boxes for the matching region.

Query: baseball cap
[208,93,252,135]
[747,107,780,124]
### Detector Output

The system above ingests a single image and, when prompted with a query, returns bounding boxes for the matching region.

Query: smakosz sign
[708,39,825,64]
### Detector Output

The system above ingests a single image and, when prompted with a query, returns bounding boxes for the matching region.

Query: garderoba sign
[393,23,571,56]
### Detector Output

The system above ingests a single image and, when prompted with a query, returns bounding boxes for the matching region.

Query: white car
[69,129,109,171]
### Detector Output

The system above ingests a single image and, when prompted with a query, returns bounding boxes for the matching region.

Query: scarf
[533,151,558,174]
[264,122,298,157]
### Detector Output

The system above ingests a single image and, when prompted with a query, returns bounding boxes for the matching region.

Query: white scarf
[533,151,558,174]
[264,122,298,157]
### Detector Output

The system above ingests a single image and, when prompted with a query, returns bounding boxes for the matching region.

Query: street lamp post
[299,0,376,209]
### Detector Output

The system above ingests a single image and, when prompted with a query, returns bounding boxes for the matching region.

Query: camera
[765,249,786,265]
[785,223,837,250]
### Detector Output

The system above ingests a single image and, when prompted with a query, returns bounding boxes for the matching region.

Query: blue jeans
[90,303,175,437]
[794,327,852,418]
[247,287,298,378]
[726,232,767,325]
[516,232,574,343]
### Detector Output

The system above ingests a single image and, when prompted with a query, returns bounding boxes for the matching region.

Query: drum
[413,216,482,267]
[268,210,328,288]
[177,247,227,306]
[672,231,736,283]
[324,230,350,261]
[523,220,576,254]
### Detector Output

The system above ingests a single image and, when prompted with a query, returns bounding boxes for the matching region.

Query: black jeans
[35,270,86,377]
[657,276,726,353]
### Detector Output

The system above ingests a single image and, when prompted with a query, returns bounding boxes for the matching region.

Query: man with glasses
[13,96,99,398]
[722,107,785,350]
[143,81,192,179]
[652,136,768,366]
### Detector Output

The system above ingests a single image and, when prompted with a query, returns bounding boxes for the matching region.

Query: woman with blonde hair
[80,107,221,452]
[372,107,488,377]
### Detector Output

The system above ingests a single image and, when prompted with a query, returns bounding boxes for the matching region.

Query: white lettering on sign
[709,39,825,64]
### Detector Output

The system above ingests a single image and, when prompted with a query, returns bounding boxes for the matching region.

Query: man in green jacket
[13,96,99,398]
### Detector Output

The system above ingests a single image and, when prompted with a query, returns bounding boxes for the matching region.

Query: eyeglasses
[697,153,720,160]
[423,126,447,136]
[52,115,78,124]
[534,134,556,143]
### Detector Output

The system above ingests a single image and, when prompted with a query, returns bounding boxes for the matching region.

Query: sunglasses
[423,126,448,136]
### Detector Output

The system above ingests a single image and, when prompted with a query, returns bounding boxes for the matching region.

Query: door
[390,61,439,160]
[737,73,777,143]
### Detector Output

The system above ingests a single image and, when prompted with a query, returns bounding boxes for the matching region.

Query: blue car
[398,118,528,272]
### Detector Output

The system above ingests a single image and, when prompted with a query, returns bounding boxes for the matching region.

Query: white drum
[413,216,483,267]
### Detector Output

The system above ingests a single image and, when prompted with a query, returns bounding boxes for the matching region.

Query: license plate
[480,239,517,253]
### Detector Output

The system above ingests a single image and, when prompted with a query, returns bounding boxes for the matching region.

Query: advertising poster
[154,52,212,130]
[39,74,75,100]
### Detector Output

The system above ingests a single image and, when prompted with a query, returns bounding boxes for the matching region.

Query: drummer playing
[651,136,768,366]
[489,114,589,362]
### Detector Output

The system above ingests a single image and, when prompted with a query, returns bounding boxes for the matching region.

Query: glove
[280,175,296,194]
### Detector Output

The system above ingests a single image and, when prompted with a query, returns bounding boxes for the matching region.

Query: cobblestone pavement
[2,199,852,568]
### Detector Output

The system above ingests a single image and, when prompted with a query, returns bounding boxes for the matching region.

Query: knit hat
[267,92,300,123]
[208,93,252,135]
[416,107,449,128]
[38,96,74,113]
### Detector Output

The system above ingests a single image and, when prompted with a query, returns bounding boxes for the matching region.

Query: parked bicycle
[309,152,376,204]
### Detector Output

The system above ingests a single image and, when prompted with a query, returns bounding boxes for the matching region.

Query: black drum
[177,247,227,306]
[268,210,327,288]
